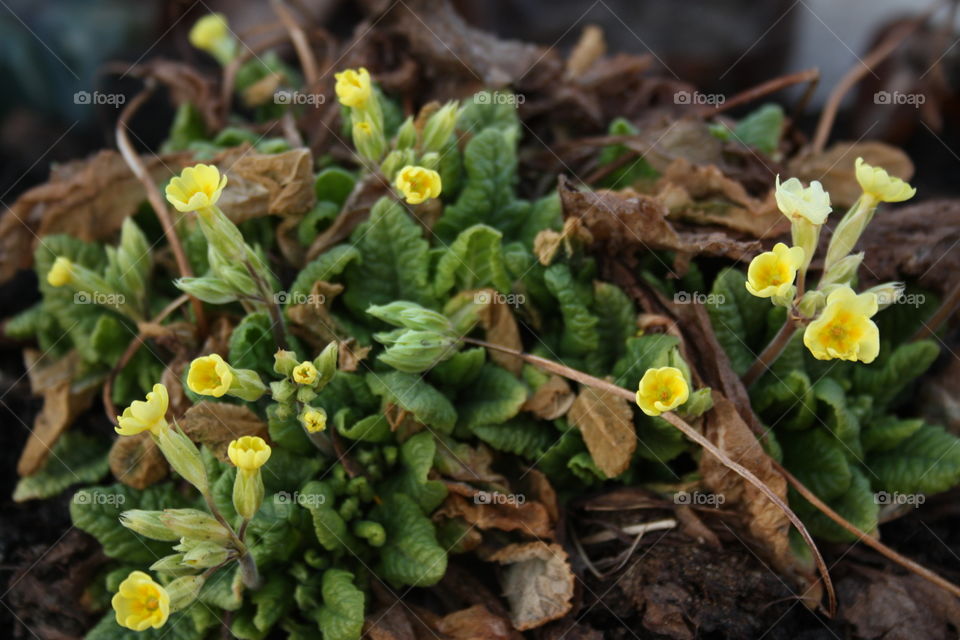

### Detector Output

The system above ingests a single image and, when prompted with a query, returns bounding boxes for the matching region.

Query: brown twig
[698,68,820,117]
[102,294,191,423]
[913,278,960,340]
[462,337,837,615]
[271,0,320,87]
[116,84,207,337]
[811,11,931,154]
[742,320,799,387]
[775,461,960,600]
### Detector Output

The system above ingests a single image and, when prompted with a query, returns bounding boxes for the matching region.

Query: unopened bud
[159,509,233,546]
[395,116,417,150]
[119,510,179,541]
[182,541,232,568]
[156,427,209,495]
[820,252,863,288]
[865,282,904,310]
[273,349,299,376]
[149,554,195,576]
[313,342,339,388]
[233,467,265,521]
[166,575,205,610]
[421,101,460,153]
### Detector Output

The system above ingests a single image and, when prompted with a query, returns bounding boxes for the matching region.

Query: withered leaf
[523,374,575,421]
[287,281,346,348]
[838,571,960,640]
[787,141,913,208]
[520,469,559,525]
[437,484,553,539]
[109,432,168,489]
[477,289,523,375]
[436,605,519,640]
[215,147,316,221]
[363,607,417,640]
[178,402,268,461]
[567,388,636,478]
[565,25,606,79]
[489,541,575,631]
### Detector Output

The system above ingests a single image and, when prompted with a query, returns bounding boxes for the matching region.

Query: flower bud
[182,541,232,568]
[865,282,905,310]
[175,276,238,304]
[159,509,233,546]
[353,117,386,164]
[379,150,405,181]
[796,290,826,318]
[187,354,266,402]
[149,554,195,576]
[820,252,863,288]
[377,329,459,373]
[155,428,209,495]
[297,385,318,404]
[313,341,339,388]
[421,101,460,153]
[823,196,875,271]
[790,218,820,272]
[270,379,297,403]
[273,349,299,377]
[189,14,236,66]
[120,510,179,541]
[419,152,441,171]
[292,361,319,386]
[165,575,205,611]
[233,467,265,520]
[395,116,417,149]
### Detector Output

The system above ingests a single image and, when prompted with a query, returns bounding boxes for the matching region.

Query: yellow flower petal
[803,286,880,363]
[394,165,442,205]
[116,384,169,436]
[292,361,318,385]
[228,436,272,472]
[854,157,916,203]
[745,242,804,299]
[165,164,228,213]
[112,570,170,631]
[187,354,234,397]
[775,176,831,224]
[334,67,372,109]
[47,257,74,287]
[636,367,689,417]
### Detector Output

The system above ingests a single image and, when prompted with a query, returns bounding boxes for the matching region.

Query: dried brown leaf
[109,432,168,489]
[520,469,559,525]
[363,607,417,640]
[523,375,575,421]
[215,147,316,221]
[489,541,575,631]
[567,388,636,478]
[178,402,268,461]
[436,605,518,640]
[566,25,606,79]
[787,141,913,208]
[477,290,523,375]
[287,281,346,348]
[838,571,960,640]
[437,484,553,539]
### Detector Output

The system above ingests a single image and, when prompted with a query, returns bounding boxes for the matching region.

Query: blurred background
[0,0,956,202]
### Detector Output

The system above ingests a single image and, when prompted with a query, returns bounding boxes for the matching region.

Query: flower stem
[741,319,798,387]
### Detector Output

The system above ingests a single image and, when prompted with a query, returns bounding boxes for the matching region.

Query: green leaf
[338,413,392,443]
[457,91,521,140]
[861,415,924,453]
[852,340,939,406]
[456,364,527,430]
[372,493,447,587]
[796,466,878,543]
[200,565,244,611]
[587,281,636,374]
[71,483,190,564]
[707,268,770,375]
[14,431,109,501]
[315,569,364,640]
[731,104,784,154]
[781,429,851,501]
[343,198,434,314]
[434,128,527,243]
[301,480,354,552]
[596,117,658,188]
[401,432,436,483]
[869,424,960,494]
[471,415,554,458]
[434,224,511,298]
[813,378,862,460]
[251,574,295,632]
[751,369,816,432]
[612,334,680,389]
[635,414,687,462]
[314,167,356,206]
[428,347,486,390]
[544,263,599,357]
[516,192,563,246]
[289,245,361,301]
[266,403,314,454]
[162,102,207,152]
[85,609,205,640]
[366,371,457,433]
[228,311,276,378]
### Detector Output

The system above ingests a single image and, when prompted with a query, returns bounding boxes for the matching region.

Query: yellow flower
[745,243,805,299]
[228,436,271,472]
[47,257,74,287]
[112,570,170,631]
[854,157,916,203]
[116,384,169,436]
[302,409,327,433]
[636,367,689,417]
[775,176,831,224]
[395,165,442,205]
[803,286,879,363]
[334,67,372,109]
[187,354,233,397]
[292,361,318,385]
[165,164,227,213]
[189,13,228,52]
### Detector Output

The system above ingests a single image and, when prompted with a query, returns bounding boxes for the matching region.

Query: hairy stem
[742,319,797,387]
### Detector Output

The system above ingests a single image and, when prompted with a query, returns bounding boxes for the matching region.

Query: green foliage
[434,224,511,297]
[372,493,447,587]
[14,431,109,502]
[711,103,785,154]
[456,364,528,431]
[367,371,457,432]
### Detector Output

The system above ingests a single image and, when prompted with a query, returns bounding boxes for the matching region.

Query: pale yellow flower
[334,68,372,109]
[189,14,228,52]
[395,165,442,205]
[165,164,227,213]
[292,361,318,385]
[112,570,170,631]
[745,243,805,299]
[803,286,879,363]
[636,367,689,417]
[854,157,916,203]
[187,354,233,397]
[116,384,169,437]
[775,176,831,224]
[302,408,327,433]
[228,436,271,472]
[47,257,74,287]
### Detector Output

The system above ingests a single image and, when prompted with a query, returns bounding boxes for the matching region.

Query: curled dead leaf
[489,541,576,631]
[567,388,636,478]
[438,483,553,539]
[565,25,606,79]
[436,605,519,640]
[178,402,269,461]
[109,432,168,489]
[476,289,524,375]
[215,147,316,221]
[522,375,575,421]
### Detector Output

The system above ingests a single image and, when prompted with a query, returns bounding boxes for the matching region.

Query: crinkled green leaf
[314,167,356,206]
[471,415,554,458]
[707,268,770,375]
[14,430,109,502]
[315,569,364,640]
[372,493,447,587]
[199,565,244,611]
[516,192,563,246]
[301,480,354,552]
[338,413,391,443]
[587,281,636,374]
[428,347,486,390]
[401,432,436,483]
[544,263,599,357]
[228,311,277,378]
[852,340,939,407]
[433,224,511,298]
[869,424,960,494]
[289,245,361,301]
[251,574,295,632]
[731,103,784,154]
[781,429,851,501]
[813,378,862,460]
[612,334,680,389]
[85,608,205,640]
[635,414,687,462]
[861,415,924,453]
[366,371,457,432]
[796,466,877,543]
[457,91,521,140]
[456,364,527,430]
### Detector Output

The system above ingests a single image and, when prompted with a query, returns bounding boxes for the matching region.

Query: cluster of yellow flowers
[745,158,915,363]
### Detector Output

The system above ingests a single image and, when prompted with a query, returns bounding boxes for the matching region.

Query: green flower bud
[379,150,405,181]
[270,379,297,403]
[155,427,209,495]
[166,575,205,611]
[421,101,460,153]
[273,350,299,376]
[771,285,797,309]
[233,467,264,521]
[119,510,179,541]
[149,554,195,576]
[797,289,826,318]
[313,342,339,388]
[353,117,386,163]
[419,151,440,171]
[395,116,417,149]
[296,385,317,404]
[820,252,863,288]
[175,275,239,304]
[366,301,452,332]
[789,217,820,272]
[377,329,459,373]
[228,368,268,402]
[196,205,249,264]
[160,509,233,546]
[823,195,877,271]
[182,541,232,568]
[865,282,904,310]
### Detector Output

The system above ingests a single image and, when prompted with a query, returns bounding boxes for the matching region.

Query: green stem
[741,320,798,387]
